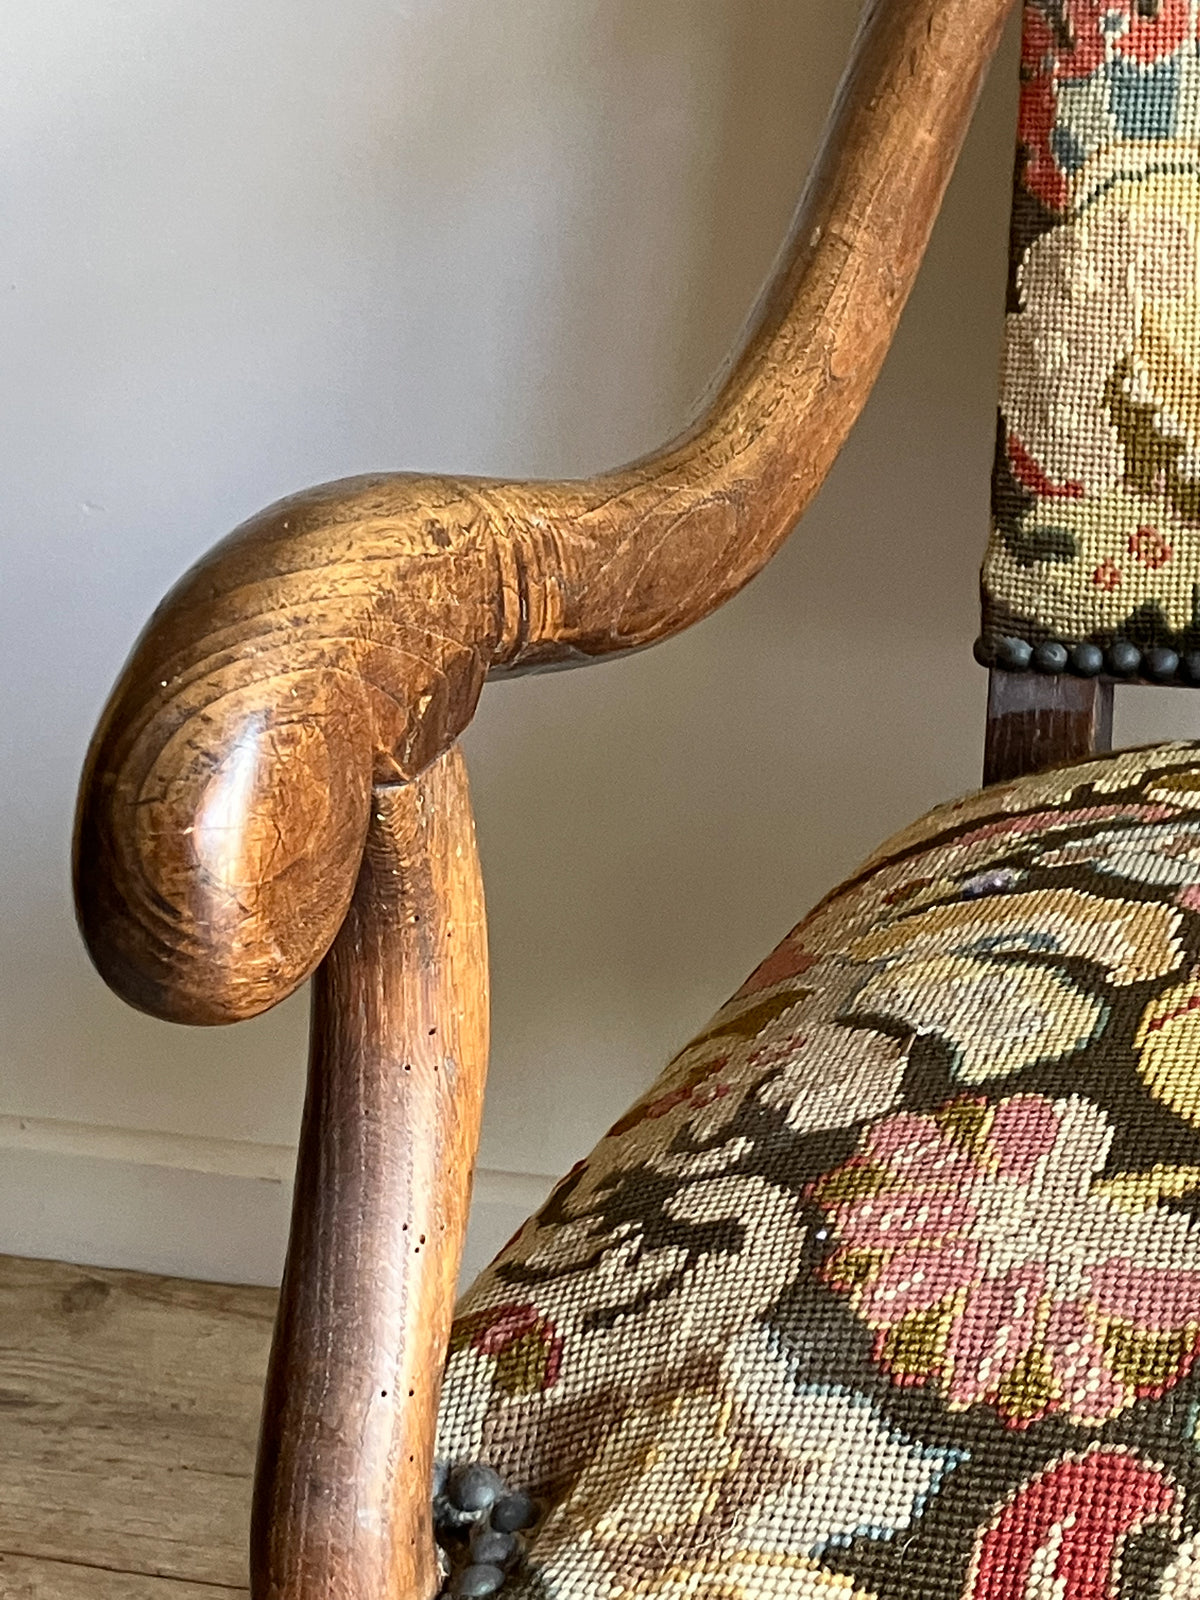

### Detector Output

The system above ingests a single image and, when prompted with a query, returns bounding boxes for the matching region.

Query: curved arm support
[252,746,489,1600]
[75,0,1015,1025]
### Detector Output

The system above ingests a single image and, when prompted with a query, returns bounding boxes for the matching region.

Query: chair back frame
[984,670,1113,785]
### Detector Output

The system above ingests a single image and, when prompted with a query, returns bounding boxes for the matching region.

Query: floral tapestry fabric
[980,0,1200,656]
[436,742,1200,1598]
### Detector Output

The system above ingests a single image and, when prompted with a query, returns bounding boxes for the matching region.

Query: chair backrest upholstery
[979,0,1200,684]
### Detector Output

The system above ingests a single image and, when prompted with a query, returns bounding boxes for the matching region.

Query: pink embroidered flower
[811,1095,1200,1427]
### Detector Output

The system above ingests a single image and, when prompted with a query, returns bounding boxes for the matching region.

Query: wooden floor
[0,1253,274,1596]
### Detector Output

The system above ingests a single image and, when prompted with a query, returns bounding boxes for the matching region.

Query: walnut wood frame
[983,670,1115,787]
[73,2,1018,1596]
[253,748,488,1599]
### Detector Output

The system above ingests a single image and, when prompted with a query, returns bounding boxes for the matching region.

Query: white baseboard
[0,1115,554,1288]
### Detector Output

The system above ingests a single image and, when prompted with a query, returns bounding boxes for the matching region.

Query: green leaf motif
[1001,520,1078,568]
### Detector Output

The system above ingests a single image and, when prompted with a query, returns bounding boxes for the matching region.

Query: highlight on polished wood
[73,0,1015,1030]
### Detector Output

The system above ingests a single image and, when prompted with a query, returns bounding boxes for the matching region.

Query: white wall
[3,0,1196,1287]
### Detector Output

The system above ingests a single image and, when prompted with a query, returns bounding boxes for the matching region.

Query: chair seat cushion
[437,741,1200,1598]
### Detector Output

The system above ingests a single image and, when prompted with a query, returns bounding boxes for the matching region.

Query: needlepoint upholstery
[437,741,1200,1598]
[979,0,1200,667]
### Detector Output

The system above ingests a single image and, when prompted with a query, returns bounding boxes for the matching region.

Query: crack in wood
[0,1546,248,1592]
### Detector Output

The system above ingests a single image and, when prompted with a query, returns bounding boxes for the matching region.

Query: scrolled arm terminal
[74,0,1015,1027]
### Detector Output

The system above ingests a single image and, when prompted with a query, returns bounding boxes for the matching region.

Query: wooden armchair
[74,0,1200,1595]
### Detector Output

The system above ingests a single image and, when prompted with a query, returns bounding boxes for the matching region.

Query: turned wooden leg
[252,746,489,1600]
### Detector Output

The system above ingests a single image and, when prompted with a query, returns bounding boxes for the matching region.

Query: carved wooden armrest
[72,1,1014,1595]
[75,0,1011,1030]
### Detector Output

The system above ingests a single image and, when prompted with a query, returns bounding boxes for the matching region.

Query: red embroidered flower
[1130,524,1173,569]
[1044,0,1191,78]
[607,1056,731,1138]
[1017,1,1195,209]
[1019,10,1071,211]
[451,1301,564,1394]
[1113,0,1191,64]
[739,938,819,995]
[1093,558,1123,591]
[1007,432,1084,499]
[1049,1,1107,79]
[968,1450,1176,1600]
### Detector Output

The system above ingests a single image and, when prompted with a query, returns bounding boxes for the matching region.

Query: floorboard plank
[0,1255,273,1591]
[0,1550,248,1597]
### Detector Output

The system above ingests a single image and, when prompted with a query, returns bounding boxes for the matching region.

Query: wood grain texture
[252,747,488,1600]
[983,669,1115,786]
[74,0,1016,1026]
[0,1254,271,1592]
[0,1553,247,1599]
